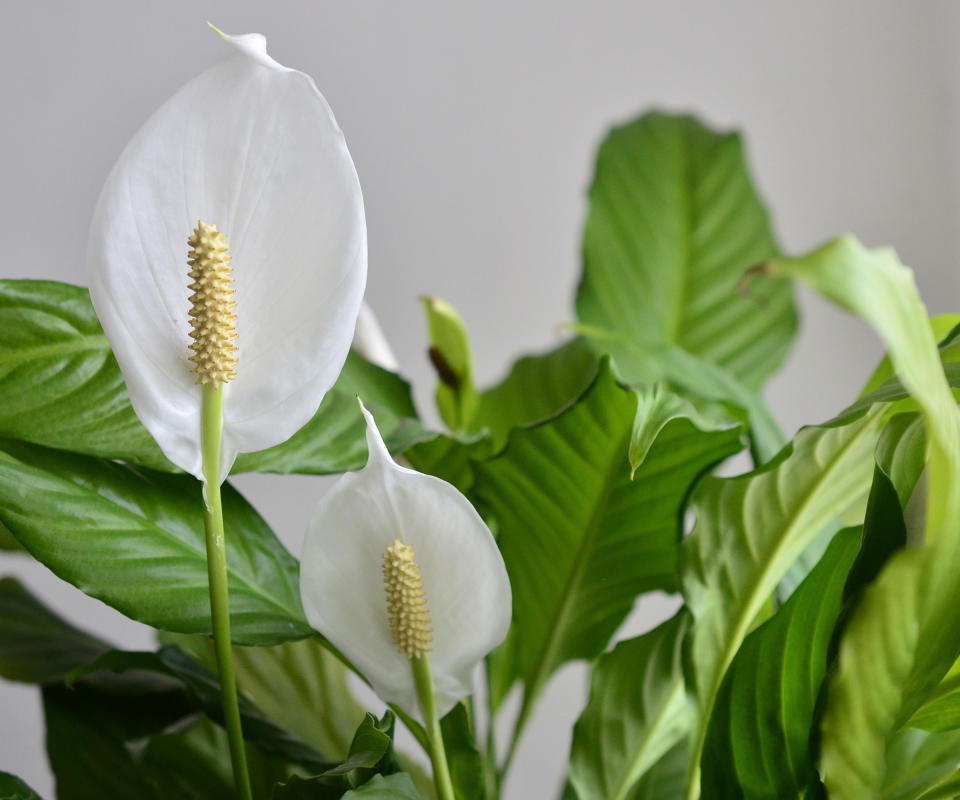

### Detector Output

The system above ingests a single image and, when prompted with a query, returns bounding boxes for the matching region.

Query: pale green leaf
[421,296,478,433]
[680,407,885,798]
[700,527,861,799]
[568,613,690,800]
[767,236,960,799]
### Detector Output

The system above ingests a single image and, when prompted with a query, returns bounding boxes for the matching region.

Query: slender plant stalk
[412,654,456,800]
[201,383,253,800]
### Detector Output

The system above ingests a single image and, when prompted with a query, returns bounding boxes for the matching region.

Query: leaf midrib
[520,414,635,712]
[686,408,883,799]
[610,676,686,800]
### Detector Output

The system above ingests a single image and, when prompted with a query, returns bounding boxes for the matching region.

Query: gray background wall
[2,2,959,797]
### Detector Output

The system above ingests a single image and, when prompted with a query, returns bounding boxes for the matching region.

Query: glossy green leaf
[0,773,44,800]
[768,237,960,799]
[568,613,690,800]
[0,576,109,684]
[168,634,365,761]
[680,406,885,798]
[0,440,310,644]
[0,279,428,476]
[475,361,743,715]
[576,111,796,392]
[701,527,861,799]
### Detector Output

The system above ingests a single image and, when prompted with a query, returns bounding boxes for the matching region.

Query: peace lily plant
[3,25,960,800]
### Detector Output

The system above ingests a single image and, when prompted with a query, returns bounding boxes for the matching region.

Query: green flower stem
[201,383,253,800]
[411,654,456,800]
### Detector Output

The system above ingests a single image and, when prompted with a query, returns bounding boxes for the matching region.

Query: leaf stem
[411,654,456,800]
[201,383,253,800]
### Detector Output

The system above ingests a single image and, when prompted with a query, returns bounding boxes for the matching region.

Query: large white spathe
[300,402,512,719]
[88,28,366,482]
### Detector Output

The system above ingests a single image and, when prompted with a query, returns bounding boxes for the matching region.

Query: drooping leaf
[168,633,365,760]
[568,613,690,800]
[680,406,886,797]
[575,111,796,393]
[0,576,110,684]
[700,527,861,799]
[0,772,44,800]
[475,361,743,716]
[768,237,960,799]
[0,279,428,476]
[0,440,310,645]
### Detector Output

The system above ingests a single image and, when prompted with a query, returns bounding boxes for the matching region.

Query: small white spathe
[300,402,512,719]
[88,27,367,483]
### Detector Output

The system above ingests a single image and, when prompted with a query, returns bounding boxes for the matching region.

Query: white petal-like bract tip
[299,408,511,720]
[88,25,366,482]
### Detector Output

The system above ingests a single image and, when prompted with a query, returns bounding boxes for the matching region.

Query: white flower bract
[299,402,512,719]
[88,27,367,482]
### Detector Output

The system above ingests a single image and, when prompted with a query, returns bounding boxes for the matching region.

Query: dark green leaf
[0,772,44,800]
[475,360,743,713]
[439,702,483,800]
[168,633,365,761]
[568,613,689,800]
[576,111,796,392]
[0,576,109,684]
[0,440,309,644]
[72,646,328,768]
[0,279,428,476]
[701,527,861,799]
[234,352,434,475]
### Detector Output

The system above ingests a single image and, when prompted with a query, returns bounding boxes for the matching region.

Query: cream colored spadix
[300,402,512,719]
[187,221,238,385]
[382,539,433,659]
[88,27,366,483]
